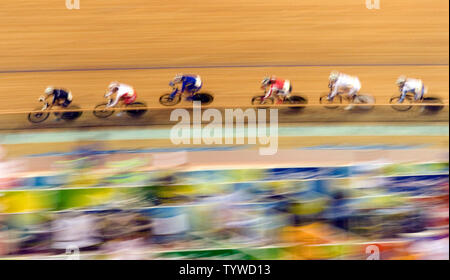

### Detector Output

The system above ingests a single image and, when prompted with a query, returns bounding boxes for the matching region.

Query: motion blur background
[0,0,448,259]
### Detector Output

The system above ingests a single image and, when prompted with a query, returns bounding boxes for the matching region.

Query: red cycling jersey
[265,78,287,98]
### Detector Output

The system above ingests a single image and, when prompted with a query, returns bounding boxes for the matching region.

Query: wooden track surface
[0,0,448,112]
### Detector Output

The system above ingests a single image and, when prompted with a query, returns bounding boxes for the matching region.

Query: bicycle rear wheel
[285,95,307,111]
[422,97,444,113]
[192,93,214,105]
[28,108,50,123]
[389,96,413,111]
[61,105,83,121]
[93,103,114,118]
[353,95,375,111]
[319,94,342,109]
[126,102,147,118]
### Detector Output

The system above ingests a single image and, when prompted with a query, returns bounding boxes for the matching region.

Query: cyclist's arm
[51,92,58,105]
[107,92,122,107]
[263,86,273,99]
[105,90,114,98]
[43,93,57,110]
[329,83,338,98]
[169,87,179,99]
[398,86,408,102]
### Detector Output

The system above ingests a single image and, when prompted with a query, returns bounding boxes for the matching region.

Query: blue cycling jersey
[170,75,202,99]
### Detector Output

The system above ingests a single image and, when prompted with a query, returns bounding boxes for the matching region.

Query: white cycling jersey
[402,78,424,94]
[330,74,361,98]
[105,83,135,107]
[399,78,427,102]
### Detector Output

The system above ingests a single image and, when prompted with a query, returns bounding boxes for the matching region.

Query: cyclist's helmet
[329,71,340,82]
[44,86,54,95]
[261,77,271,88]
[108,81,120,92]
[396,76,407,86]
[173,73,184,83]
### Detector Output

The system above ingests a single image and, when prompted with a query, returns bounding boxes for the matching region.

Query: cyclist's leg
[275,91,284,104]
[415,85,425,101]
[282,81,292,102]
[344,87,358,110]
[185,84,200,100]
[124,91,137,105]
[62,98,72,108]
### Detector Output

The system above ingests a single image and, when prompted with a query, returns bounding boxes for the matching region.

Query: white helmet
[396,75,407,86]
[261,77,271,87]
[329,71,339,82]
[44,86,54,95]
[108,81,120,91]
[173,73,183,83]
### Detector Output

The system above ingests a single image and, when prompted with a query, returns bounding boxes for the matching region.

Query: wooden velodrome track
[0,0,448,114]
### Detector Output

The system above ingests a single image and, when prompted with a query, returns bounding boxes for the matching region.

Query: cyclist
[396,75,427,103]
[39,86,73,120]
[168,74,202,101]
[261,76,292,104]
[105,81,137,116]
[327,71,361,110]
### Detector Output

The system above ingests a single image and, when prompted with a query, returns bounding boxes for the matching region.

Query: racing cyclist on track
[105,81,137,116]
[261,76,292,104]
[168,74,202,101]
[327,71,362,110]
[396,75,427,103]
[39,86,73,121]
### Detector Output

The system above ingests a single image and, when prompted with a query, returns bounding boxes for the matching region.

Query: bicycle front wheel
[319,94,342,109]
[93,103,114,118]
[251,96,274,108]
[389,96,413,112]
[28,107,50,123]
[159,94,181,106]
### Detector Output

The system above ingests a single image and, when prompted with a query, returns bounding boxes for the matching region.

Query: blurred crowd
[0,146,448,259]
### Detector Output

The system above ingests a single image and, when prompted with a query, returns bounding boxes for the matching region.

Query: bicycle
[159,87,214,106]
[319,92,375,111]
[389,92,444,113]
[93,98,147,118]
[28,98,82,123]
[251,94,308,111]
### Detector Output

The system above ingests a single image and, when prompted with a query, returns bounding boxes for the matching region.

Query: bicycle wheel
[389,96,413,111]
[319,94,342,109]
[93,103,114,118]
[353,95,375,111]
[159,94,181,106]
[192,93,214,105]
[251,96,274,108]
[285,95,307,111]
[61,105,83,121]
[422,97,444,113]
[28,107,50,123]
[126,102,147,118]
